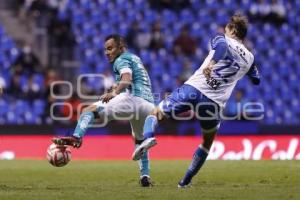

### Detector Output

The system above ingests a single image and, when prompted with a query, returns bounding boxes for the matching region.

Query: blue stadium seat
[292,37,300,52]
[162,10,177,26]
[279,24,292,39]
[290,73,298,90]
[79,0,93,11]
[14,100,30,117]
[6,111,19,124]
[72,11,84,26]
[191,22,205,38]
[190,0,202,10]
[206,0,220,11]
[8,47,19,61]
[223,0,238,12]
[33,99,46,116]
[118,23,129,36]
[274,37,287,53]
[287,10,299,26]
[283,110,295,124]
[133,0,145,11]
[265,108,276,124]
[256,36,269,52]
[79,64,93,74]
[95,63,105,73]
[0,99,8,117]
[164,35,174,51]
[0,53,4,64]
[91,10,102,25]
[180,9,195,24]
[161,73,174,90]
[263,24,276,39]
[0,26,4,35]
[216,10,229,25]
[144,10,157,24]
[140,49,151,64]
[168,59,181,77]
[172,21,184,37]
[100,23,114,36]
[82,23,95,37]
[20,75,28,90]
[196,10,212,26]
[24,111,41,124]
[33,74,44,86]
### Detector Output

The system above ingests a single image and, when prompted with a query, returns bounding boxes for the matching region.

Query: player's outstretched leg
[132,115,158,161]
[52,106,97,148]
[178,131,216,188]
[52,136,82,148]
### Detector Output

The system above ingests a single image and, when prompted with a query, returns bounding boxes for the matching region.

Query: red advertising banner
[0,135,300,160]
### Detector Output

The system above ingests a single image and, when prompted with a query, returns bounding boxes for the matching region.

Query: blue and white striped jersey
[185,34,259,108]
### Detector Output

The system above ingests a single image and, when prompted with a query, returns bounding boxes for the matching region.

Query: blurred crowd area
[0,0,299,125]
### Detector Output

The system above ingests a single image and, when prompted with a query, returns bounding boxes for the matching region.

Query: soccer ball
[47,143,71,167]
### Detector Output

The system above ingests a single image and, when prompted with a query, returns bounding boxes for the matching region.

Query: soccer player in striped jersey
[132,13,260,187]
[53,34,155,187]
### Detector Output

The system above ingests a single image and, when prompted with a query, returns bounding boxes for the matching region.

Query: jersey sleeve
[247,61,260,85]
[115,58,132,75]
[210,34,228,62]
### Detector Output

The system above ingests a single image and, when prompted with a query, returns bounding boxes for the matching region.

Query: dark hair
[105,34,127,48]
[227,13,248,40]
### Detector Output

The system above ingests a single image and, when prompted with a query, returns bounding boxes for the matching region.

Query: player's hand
[203,60,215,79]
[203,66,213,79]
[0,87,3,95]
[100,91,117,103]
[107,84,118,93]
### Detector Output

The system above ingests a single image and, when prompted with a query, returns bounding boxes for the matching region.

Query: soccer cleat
[132,137,157,161]
[52,136,82,148]
[139,176,153,187]
[177,180,192,188]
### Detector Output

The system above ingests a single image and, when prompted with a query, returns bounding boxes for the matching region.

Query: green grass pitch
[0,160,299,200]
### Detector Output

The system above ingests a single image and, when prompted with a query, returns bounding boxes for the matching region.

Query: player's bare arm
[100,72,132,103]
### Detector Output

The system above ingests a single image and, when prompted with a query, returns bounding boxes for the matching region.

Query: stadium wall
[1,121,300,135]
[1,135,299,160]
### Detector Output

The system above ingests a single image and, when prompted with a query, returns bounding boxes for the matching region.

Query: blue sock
[181,146,209,184]
[143,115,158,139]
[73,111,95,138]
[136,144,150,177]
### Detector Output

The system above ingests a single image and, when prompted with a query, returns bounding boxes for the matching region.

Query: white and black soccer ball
[47,143,71,167]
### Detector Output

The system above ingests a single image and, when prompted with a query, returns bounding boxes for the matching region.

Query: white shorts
[93,93,155,141]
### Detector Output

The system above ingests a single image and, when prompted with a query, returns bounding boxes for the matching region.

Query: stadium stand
[0,0,299,125]
[0,24,47,125]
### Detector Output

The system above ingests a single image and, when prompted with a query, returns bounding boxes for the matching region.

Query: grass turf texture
[0,160,299,200]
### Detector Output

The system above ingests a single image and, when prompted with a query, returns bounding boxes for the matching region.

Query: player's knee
[202,129,218,150]
[150,107,164,121]
[149,108,157,116]
[201,123,220,135]
[82,107,90,113]
[82,105,97,113]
